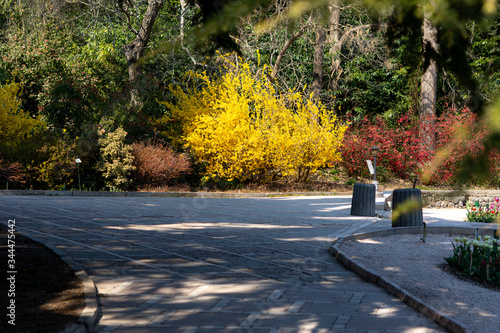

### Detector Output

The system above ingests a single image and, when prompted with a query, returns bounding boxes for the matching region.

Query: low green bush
[446,235,500,285]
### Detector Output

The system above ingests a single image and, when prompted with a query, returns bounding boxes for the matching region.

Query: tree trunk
[328,0,341,92]
[419,17,439,151]
[328,0,341,44]
[123,0,164,107]
[312,26,326,100]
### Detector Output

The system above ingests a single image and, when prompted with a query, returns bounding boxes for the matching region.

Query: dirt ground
[0,223,85,333]
[143,172,430,193]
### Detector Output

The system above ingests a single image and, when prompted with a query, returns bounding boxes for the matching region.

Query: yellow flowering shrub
[161,55,347,183]
[0,82,44,159]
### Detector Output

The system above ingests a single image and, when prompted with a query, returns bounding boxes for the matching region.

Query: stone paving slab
[0,194,451,332]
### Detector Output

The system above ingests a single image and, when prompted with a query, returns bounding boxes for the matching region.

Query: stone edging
[4,228,99,333]
[421,190,500,208]
[328,226,498,333]
[51,250,99,333]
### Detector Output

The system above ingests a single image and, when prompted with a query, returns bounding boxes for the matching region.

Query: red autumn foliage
[338,107,498,185]
[131,141,192,188]
[429,107,490,184]
[0,159,29,187]
[338,113,432,180]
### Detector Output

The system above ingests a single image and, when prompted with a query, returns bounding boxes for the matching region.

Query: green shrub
[36,138,76,190]
[98,127,135,191]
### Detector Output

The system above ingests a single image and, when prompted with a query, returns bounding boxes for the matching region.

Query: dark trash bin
[351,183,375,217]
[392,188,423,227]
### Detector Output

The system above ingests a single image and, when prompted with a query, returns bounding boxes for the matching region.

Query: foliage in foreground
[446,235,500,285]
[162,55,347,183]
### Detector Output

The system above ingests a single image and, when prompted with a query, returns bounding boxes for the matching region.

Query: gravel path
[338,233,500,332]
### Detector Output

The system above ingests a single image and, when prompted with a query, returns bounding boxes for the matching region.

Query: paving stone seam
[209,298,231,311]
[97,306,423,317]
[17,195,335,255]
[96,325,119,332]
[7,210,280,283]
[12,224,211,283]
[97,292,392,300]
[240,311,261,326]
[286,300,305,313]
[267,288,286,300]
[328,226,481,333]
[148,310,176,325]
[137,295,167,308]
[0,222,100,333]
[11,203,341,282]
[43,200,335,264]
[1,195,451,333]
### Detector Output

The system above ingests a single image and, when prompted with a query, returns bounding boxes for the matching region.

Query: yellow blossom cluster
[0,82,45,158]
[162,56,347,183]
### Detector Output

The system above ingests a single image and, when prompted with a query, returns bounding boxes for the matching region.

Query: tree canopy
[0,0,498,189]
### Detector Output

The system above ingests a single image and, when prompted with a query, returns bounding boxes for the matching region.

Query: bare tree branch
[269,14,313,82]
[116,0,139,36]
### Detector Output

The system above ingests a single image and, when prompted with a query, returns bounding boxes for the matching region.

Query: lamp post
[371,146,380,192]
[75,158,82,191]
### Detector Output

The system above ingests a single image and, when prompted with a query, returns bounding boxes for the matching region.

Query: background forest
[0,0,499,191]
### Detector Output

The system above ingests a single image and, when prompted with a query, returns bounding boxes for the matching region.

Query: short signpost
[350,147,385,217]
[75,158,82,191]
[369,146,380,191]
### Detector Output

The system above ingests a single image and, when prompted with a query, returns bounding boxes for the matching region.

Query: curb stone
[33,237,99,333]
[328,226,496,333]
[0,225,99,333]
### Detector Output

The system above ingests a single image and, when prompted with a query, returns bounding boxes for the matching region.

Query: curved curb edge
[328,226,492,333]
[54,251,99,333]
[8,230,99,333]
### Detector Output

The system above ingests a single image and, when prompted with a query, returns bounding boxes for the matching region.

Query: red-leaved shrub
[427,107,489,184]
[131,142,192,188]
[339,114,432,180]
[338,107,497,186]
[0,159,29,188]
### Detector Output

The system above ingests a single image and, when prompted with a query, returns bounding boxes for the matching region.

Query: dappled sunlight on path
[0,195,446,332]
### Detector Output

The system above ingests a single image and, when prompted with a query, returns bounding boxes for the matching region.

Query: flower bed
[446,235,500,285]
[466,198,500,223]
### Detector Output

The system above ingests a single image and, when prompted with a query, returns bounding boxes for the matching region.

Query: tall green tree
[121,0,164,106]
